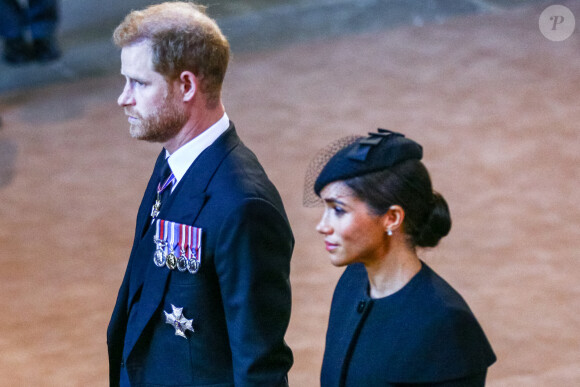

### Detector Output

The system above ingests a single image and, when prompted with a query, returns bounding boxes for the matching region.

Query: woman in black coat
[305,129,496,386]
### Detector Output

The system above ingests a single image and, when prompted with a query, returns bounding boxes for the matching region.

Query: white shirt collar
[166,112,230,187]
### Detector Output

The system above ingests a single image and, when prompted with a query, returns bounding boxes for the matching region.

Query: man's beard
[129,94,188,143]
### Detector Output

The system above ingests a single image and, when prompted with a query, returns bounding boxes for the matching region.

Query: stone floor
[1,0,579,386]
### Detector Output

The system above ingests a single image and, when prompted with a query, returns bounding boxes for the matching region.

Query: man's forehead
[120,41,155,74]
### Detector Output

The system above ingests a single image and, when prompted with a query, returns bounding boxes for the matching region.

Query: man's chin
[129,125,151,141]
[129,125,155,142]
[129,126,144,140]
[129,125,170,143]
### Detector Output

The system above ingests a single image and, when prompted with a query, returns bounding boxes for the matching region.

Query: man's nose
[118,85,134,107]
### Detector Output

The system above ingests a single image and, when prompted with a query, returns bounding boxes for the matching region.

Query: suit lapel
[124,125,240,360]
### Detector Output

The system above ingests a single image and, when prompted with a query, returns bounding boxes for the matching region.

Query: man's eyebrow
[122,73,147,84]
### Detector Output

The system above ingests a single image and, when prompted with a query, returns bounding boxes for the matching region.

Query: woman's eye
[333,206,345,216]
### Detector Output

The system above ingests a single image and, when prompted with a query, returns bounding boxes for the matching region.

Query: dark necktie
[158,158,173,190]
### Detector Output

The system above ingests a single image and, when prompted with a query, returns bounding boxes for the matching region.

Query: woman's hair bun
[415,191,451,248]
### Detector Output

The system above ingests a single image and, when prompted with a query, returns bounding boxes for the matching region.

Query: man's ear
[382,205,405,234]
[179,71,197,102]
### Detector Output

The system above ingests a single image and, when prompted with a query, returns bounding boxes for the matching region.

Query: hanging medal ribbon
[151,172,176,219]
[153,219,167,267]
[188,226,202,274]
[177,223,189,272]
[166,221,179,270]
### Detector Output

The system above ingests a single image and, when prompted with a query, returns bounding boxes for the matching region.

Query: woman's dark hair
[344,159,451,248]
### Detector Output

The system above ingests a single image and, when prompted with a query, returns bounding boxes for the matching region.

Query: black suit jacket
[108,125,294,386]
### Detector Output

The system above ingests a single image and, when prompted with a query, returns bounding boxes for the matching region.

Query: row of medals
[153,239,200,274]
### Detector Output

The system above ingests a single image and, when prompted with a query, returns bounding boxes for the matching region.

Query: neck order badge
[151,172,175,219]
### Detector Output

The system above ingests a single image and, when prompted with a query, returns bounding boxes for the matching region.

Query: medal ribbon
[187,225,193,259]
[155,219,161,240]
[190,226,202,263]
[180,223,188,256]
[155,219,166,242]
[162,220,169,255]
[157,173,176,195]
[168,221,179,255]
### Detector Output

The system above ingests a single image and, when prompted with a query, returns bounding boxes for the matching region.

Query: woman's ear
[179,71,197,102]
[383,205,405,235]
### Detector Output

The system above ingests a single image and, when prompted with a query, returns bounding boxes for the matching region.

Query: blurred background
[1,0,579,385]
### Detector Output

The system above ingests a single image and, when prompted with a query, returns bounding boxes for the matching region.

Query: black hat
[313,129,423,195]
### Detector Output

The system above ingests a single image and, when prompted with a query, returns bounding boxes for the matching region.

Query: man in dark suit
[107,3,294,386]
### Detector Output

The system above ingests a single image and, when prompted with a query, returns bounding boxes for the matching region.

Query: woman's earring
[387,229,393,236]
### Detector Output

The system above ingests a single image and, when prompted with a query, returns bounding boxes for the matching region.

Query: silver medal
[153,238,166,267]
[187,251,200,274]
[165,221,178,270]
[166,252,177,270]
[177,249,188,272]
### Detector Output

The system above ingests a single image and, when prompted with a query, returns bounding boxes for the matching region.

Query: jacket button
[120,361,125,368]
[357,300,366,313]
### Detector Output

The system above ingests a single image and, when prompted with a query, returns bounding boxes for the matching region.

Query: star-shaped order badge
[164,304,194,339]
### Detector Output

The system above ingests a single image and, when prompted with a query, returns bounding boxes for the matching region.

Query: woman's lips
[325,241,338,252]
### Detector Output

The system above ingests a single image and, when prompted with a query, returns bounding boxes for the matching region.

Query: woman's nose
[316,215,331,235]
